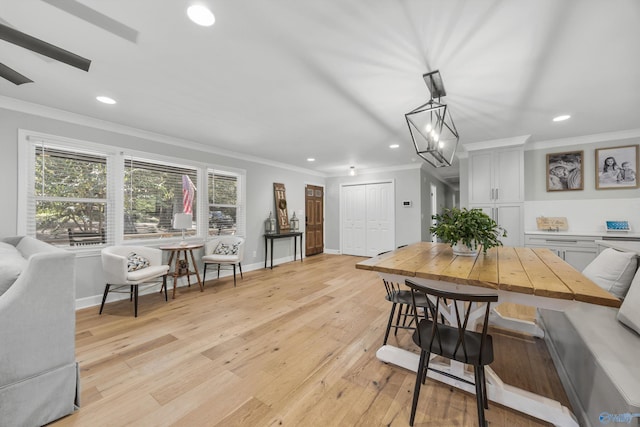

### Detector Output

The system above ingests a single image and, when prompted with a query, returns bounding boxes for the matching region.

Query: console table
[264,232,303,269]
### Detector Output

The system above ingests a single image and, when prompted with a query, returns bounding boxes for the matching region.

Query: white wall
[523,136,640,232]
[0,105,325,302]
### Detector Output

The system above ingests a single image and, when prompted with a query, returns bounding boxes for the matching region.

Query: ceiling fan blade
[0,62,33,85]
[0,23,91,72]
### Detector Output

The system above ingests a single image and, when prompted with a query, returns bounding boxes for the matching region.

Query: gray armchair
[0,236,79,427]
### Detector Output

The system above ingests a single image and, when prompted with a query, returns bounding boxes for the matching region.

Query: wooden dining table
[356,242,620,427]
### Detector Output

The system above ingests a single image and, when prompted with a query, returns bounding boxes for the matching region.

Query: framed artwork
[595,145,639,189]
[546,150,583,191]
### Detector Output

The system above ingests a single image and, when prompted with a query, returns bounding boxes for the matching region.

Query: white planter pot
[452,241,478,256]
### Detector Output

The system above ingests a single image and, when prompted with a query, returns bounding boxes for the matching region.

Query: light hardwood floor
[54,254,570,427]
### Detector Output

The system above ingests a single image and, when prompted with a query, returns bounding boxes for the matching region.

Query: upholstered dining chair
[202,236,245,287]
[100,246,170,317]
[405,279,498,427]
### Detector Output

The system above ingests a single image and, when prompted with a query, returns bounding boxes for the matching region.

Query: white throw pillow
[582,248,637,299]
[127,252,150,272]
[618,269,640,335]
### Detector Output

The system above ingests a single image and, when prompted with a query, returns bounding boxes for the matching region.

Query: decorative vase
[452,241,478,256]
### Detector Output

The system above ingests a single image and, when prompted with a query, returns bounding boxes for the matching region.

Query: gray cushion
[618,270,640,335]
[0,245,27,296]
[582,248,637,299]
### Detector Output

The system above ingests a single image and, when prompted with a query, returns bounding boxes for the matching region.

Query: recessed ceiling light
[553,114,571,122]
[307,158,315,162]
[187,5,215,26]
[389,144,399,149]
[96,96,116,105]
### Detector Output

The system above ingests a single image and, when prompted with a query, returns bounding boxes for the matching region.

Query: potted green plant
[429,207,507,255]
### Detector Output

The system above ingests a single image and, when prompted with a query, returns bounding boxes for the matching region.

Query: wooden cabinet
[525,233,599,271]
[469,147,524,246]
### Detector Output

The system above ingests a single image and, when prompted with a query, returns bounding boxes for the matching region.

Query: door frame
[339,179,395,255]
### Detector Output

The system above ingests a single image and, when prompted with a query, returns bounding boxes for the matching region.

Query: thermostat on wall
[605,220,630,232]
[402,200,412,207]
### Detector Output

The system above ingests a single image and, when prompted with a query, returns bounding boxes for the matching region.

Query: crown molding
[525,128,640,151]
[326,162,420,178]
[462,135,531,152]
[0,95,327,178]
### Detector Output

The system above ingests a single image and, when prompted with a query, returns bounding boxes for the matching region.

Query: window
[208,170,243,236]
[20,130,246,247]
[33,145,108,246]
[124,158,198,240]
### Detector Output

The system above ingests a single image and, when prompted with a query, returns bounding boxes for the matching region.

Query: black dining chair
[381,278,430,345]
[405,279,498,427]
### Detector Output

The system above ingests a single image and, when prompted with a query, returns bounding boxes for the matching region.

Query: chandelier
[405,70,459,167]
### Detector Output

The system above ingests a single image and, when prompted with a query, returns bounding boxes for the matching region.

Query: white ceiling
[2,0,640,182]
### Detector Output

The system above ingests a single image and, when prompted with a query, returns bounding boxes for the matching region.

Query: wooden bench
[67,228,105,246]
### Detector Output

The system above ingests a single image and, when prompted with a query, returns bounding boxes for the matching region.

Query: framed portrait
[595,145,639,189]
[546,150,583,192]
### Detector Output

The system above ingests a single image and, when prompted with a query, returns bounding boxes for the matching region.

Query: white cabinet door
[495,204,523,247]
[469,152,494,204]
[494,149,524,203]
[469,204,522,247]
[563,248,597,272]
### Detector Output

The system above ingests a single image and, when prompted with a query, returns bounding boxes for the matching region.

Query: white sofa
[539,246,640,427]
[0,236,79,427]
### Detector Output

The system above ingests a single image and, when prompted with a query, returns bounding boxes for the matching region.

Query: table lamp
[173,213,192,245]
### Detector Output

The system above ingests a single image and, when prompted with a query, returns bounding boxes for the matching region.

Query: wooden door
[305,185,324,256]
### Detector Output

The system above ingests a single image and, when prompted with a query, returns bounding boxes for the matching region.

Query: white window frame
[18,129,247,251]
[207,167,246,237]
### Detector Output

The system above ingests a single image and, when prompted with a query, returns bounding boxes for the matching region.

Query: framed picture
[595,145,639,189]
[546,150,583,191]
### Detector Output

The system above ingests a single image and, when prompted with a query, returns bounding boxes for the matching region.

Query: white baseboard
[324,248,341,255]
[75,255,302,310]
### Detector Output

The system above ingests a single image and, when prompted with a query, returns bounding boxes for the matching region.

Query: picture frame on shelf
[546,150,583,192]
[595,145,639,189]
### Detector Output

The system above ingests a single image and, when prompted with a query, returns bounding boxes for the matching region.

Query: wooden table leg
[188,249,203,292]
[171,252,180,299]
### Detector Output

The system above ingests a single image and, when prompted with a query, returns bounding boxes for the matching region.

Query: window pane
[209,207,236,236]
[124,159,197,239]
[36,200,106,245]
[35,147,107,198]
[209,173,237,205]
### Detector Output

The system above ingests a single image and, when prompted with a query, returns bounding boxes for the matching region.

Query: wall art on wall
[273,182,290,233]
[546,150,583,191]
[595,145,638,189]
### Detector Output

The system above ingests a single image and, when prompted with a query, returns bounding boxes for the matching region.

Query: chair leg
[163,275,168,302]
[410,350,428,426]
[481,366,489,409]
[217,264,220,279]
[232,264,236,287]
[203,263,208,285]
[474,366,487,427]
[130,285,134,301]
[239,262,243,279]
[99,284,111,315]
[394,304,404,336]
[133,285,139,318]
[383,303,397,345]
